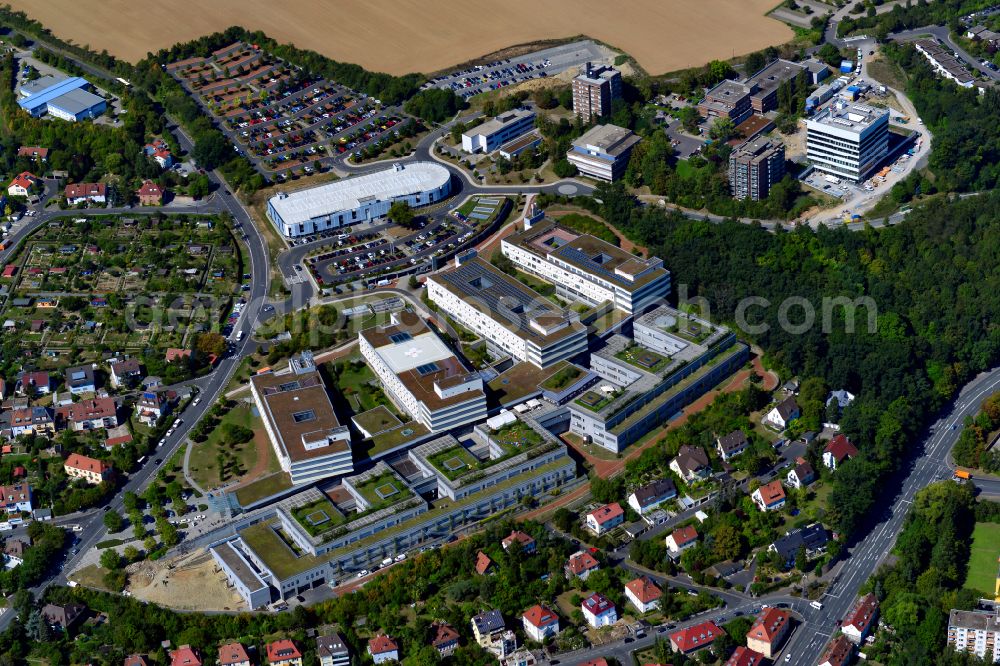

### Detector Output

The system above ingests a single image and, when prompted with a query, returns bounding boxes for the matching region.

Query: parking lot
[307,215,477,287]
[167,41,414,176]
[422,39,609,99]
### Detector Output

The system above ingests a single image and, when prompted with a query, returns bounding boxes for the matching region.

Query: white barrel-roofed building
[266,162,452,238]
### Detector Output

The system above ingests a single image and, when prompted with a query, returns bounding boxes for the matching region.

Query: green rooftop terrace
[354,471,414,510]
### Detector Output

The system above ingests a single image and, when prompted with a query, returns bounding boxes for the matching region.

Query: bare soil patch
[7,0,792,76]
[126,550,246,612]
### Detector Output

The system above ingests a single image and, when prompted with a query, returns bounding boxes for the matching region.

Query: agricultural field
[165,41,412,175]
[8,0,792,76]
[0,214,243,369]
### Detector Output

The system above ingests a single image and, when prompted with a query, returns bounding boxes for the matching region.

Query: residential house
[65,365,96,394]
[764,396,800,430]
[522,604,560,642]
[109,358,142,388]
[64,182,107,205]
[716,430,750,461]
[501,530,536,553]
[670,445,710,482]
[266,639,302,666]
[471,609,506,646]
[165,348,192,363]
[63,397,119,431]
[138,180,164,205]
[826,389,855,410]
[670,620,723,654]
[217,642,251,666]
[18,370,50,395]
[818,635,854,666]
[580,661,609,666]
[475,550,495,575]
[144,138,174,168]
[7,172,39,197]
[624,576,662,613]
[724,646,765,666]
[751,480,786,512]
[769,524,830,569]
[10,407,54,437]
[581,592,617,628]
[316,632,349,666]
[136,391,170,426]
[746,607,792,658]
[0,483,33,513]
[586,502,625,535]
[64,453,113,484]
[169,645,202,666]
[367,635,398,664]
[823,434,859,471]
[17,146,48,161]
[565,550,600,580]
[430,622,460,656]
[4,537,29,567]
[666,525,699,554]
[786,457,816,489]
[627,478,677,516]
[124,655,148,666]
[841,593,879,644]
[41,602,86,632]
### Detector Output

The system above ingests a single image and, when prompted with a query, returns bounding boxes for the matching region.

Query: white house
[666,525,698,554]
[581,593,617,628]
[627,478,677,515]
[823,434,859,471]
[367,635,398,664]
[522,605,559,642]
[764,396,800,430]
[586,502,625,535]
[751,480,786,512]
[624,577,662,614]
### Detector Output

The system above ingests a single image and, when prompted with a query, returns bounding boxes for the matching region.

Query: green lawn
[332,359,390,413]
[354,421,429,461]
[234,472,293,507]
[187,405,266,491]
[355,472,414,510]
[965,522,1000,595]
[540,363,582,391]
[553,212,619,247]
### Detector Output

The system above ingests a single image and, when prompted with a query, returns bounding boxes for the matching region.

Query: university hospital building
[208,213,747,608]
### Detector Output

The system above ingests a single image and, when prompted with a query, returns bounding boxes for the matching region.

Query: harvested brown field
[7,0,793,76]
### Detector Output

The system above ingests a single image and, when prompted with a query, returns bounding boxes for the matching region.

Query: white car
[358,569,370,577]
[394,553,407,562]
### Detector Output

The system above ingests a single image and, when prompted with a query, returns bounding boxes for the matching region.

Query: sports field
[965,521,1000,595]
[6,0,792,76]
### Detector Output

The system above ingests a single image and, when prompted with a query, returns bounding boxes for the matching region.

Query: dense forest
[882,42,1000,195]
[587,181,1000,538]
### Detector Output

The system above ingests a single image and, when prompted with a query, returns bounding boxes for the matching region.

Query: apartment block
[728,137,785,201]
[359,312,487,431]
[947,609,1000,661]
[572,63,622,121]
[501,220,670,315]
[566,124,640,181]
[250,351,353,485]
[698,79,754,124]
[806,102,889,182]
[214,443,576,605]
[568,305,747,452]
[426,258,588,369]
[745,59,806,113]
